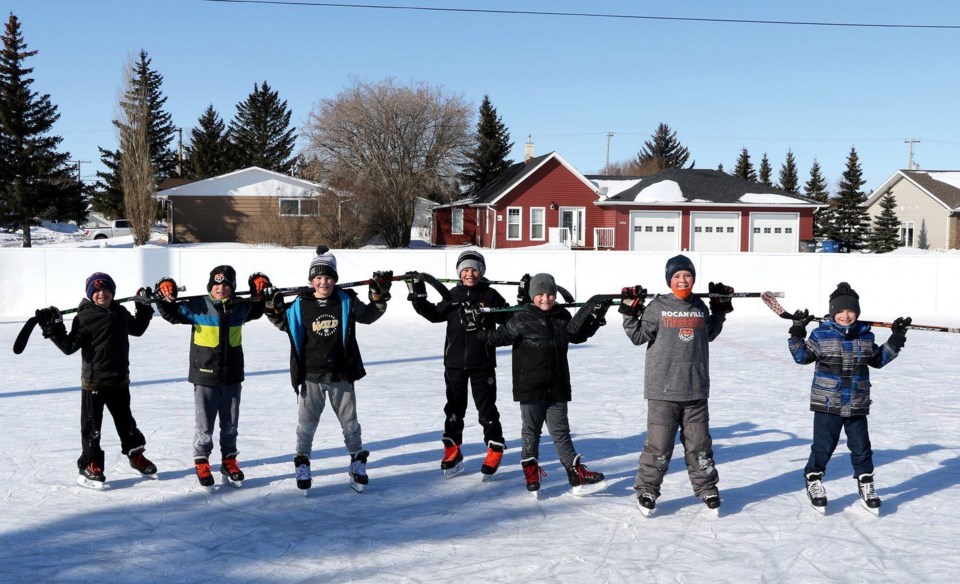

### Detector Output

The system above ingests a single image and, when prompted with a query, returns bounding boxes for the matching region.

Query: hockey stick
[268,272,452,302]
[12,286,186,355]
[478,293,623,314]
[760,291,960,333]
[439,278,576,303]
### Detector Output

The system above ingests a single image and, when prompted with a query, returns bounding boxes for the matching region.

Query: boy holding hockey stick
[789,282,910,514]
[263,246,392,493]
[621,254,733,516]
[36,272,156,488]
[154,266,271,487]
[407,250,510,479]
[462,273,611,497]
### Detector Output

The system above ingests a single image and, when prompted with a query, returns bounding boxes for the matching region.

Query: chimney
[524,134,534,162]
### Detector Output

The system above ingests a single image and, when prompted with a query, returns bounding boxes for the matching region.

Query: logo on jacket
[679,328,695,342]
[312,316,339,337]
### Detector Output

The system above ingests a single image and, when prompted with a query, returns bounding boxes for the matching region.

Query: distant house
[432,151,822,252]
[865,170,960,249]
[156,167,332,244]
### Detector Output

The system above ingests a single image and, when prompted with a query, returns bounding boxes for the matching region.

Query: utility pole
[904,138,920,170]
[606,132,614,171]
[69,159,91,183]
[177,127,184,177]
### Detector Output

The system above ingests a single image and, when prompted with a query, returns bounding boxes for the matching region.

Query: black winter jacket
[43,298,152,389]
[412,280,509,370]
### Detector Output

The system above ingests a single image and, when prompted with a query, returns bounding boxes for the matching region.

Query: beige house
[156,167,333,243]
[865,170,960,250]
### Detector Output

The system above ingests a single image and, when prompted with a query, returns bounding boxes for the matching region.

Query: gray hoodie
[622,293,725,401]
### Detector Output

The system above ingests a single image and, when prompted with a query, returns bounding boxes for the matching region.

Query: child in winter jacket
[154,265,269,487]
[789,282,910,513]
[263,246,391,493]
[407,250,510,479]
[621,254,732,515]
[463,272,611,496]
[36,272,155,488]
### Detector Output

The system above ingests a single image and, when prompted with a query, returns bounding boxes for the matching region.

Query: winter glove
[36,306,62,327]
[590,297,614,326]
[135,287,153,306]
[155,277,178,301]
[789,309,815,338]
[618,285,647,317]
[405,272,428,302]
[369,270,393,303]
[888,316,911,351]
[516,274,531,305]
[263,286,284,313]
[248,272,271,296]
[708,282,734,314]
[459,299,482,333]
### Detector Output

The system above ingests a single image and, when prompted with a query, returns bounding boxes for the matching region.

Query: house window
[452,208,464,235]
[506,207,522,240]
[727,227,735,233]
[667,226,675,232]
[899,222,915,247]
[279,198,319,217]
[530,207,545,240]
[694,226,702,233]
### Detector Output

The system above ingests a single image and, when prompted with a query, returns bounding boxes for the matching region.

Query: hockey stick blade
[760,291,960,333]
[12,317,39,355]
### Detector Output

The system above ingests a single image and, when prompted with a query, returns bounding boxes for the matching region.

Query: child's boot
[857,472,881,514]
[805,471,828,512]
[480,440,505,480]
[221,454,244,487]
[522,457,545,497]
[294,454,311,491]
[128,446,157,476]
[565,453,607,496]
[349,450,369,493]
[78,461,106,490]
[194,458,215,487]
[440,438,464,478]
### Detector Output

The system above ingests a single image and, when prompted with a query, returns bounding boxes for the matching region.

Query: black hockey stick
[478,293,623,314]
[269,272,452,303]
[760,291,960,333]
[439,277,576,303]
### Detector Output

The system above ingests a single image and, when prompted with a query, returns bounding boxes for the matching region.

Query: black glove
[155,277,178,301]
[135,287,153,306]
[369,270,393,303]
[618,285,647,317]
[789,309,815,338]
[590,297,613,326]
[36,306,62,326]
[516,274,531,305]
[248,272,271,296]
[459,299,481,333]
[405,272,428,302]
[708,282,734,314]
[888,316,911,351]
[263,286,284,313]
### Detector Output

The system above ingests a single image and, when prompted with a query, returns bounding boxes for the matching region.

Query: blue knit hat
[664,255,696,285]
[85,272,116,300]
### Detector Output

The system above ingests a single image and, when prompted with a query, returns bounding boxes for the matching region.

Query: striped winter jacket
[789,320,900,417]
[158,295,264,386]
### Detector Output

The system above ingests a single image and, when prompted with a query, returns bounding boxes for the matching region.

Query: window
[279,198,319,217]
[656,226,664,233]
[451,208,464,235]
[705,226,713,233]
[667,226,675,233]
[506,207,522,240]
[727,227,735,233]
[899,222,915,247]
[694,226,702,233]
[530,207,545,240]
[774,227,782,234]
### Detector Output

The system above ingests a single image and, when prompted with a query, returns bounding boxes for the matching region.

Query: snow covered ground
[2,292,959,583]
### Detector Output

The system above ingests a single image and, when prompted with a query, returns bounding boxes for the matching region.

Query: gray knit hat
[308,245,338,282]
[828,282,860,318]
[529,273,557,300]
[664,254,696,285]
[456,250,486,277]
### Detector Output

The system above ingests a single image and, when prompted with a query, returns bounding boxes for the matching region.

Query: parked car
[84,219,132,240]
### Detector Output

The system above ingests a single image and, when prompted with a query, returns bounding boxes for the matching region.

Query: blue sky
[7,0,960,193]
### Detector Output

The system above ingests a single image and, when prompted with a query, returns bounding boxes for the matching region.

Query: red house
[432,151,823,252]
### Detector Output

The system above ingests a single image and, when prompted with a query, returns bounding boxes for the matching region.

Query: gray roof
[602,168,817,205]
[901,170,960,209]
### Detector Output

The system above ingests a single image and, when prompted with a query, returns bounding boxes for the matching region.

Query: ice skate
[565,454,607,497]
[440,438,464,479]
[128,447,157,477]
[220,455,244,488]
[702,493,721,516]
[805,472,828,514]
[637,492,657,517]
[522,457,545,499]
[294,455,311,495]
[857,473,881,516]
[77,462,106,490]
[349,450,369,493]
[480,441,504,482]
[195,458,215,488]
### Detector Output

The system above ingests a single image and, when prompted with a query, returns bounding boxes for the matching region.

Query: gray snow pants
[520,400,577,468]
[635,398,719,499]
[193,383,241,461]
[296,380,363,458]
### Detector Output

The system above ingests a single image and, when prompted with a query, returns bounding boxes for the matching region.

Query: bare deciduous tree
[117,57,155,246]
[302,78,471,248]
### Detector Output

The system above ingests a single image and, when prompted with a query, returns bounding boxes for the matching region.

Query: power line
[201,0,960,30]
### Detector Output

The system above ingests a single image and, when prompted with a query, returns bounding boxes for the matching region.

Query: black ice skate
[220,455,244,488]
[522,457,545,499]
[349,450,369,493]
[294,455,311,494]
[128,447,157,477]
[637,492,657,517]
[702,493,721,515]
[440,438,464,479]
[565,454,607,497]
[857,473,881,515]
[77,462,106,490]
[805,472,828,513]
[195,458,215,488]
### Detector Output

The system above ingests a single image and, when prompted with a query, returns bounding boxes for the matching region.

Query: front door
[560,207,586,247]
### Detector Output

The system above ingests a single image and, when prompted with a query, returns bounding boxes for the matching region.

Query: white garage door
[631,211,680,251]
[750,213,799,252]
[690,212,740,252]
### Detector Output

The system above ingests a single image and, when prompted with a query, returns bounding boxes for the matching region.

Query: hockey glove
[155,277,179,301]
[263,286,285,313]
[36,306,62,326]
[708,282,734,314]
[618,285,647,317]
[459,300,482,333]
[405,272,428,302]
[369,270,393,303]
[135,287,153,306]
[248,272,271,296]
[516,274,531,305]
[789,309,815,338]
[888,316,912,351]
[590,297,614,326]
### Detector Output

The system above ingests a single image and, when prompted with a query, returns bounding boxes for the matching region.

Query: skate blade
[859,500,881,516]
[529,489,541,500]
[704,505,720,517]
[349,479,365,493]
[300,487,310,497]
[222,477,242,488]
[481,470,499,482]
[570,480,608,497]
[638,505,655,518]
[77,475,105,490]
[442,461,465,479]
[811,504,827,515]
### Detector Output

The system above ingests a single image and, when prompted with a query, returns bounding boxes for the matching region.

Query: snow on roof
[739,193,808,204]
[157,167,324,198]
[926,171,960,191]
[590,178,643,199]
[631,180,685,203]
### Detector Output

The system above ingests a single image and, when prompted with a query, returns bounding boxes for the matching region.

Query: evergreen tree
[733,147,757,182]
[804,159,830,238]
[458,94,513,196]
[637,122,692,171]
[92,50,177,217]
[227,81,296,173]
[185,104,230,179]
[758,153,773,186]
[778,149,800,194]
[0,14,78,247]
[716,162,725,173]
[867,193,901,253]
[830,147,871,250]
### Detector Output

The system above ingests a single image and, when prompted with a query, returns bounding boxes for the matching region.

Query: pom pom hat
[309,245,338,282]
[828,282,860,319]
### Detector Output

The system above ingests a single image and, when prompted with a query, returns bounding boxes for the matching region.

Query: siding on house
[170,196,327,243]
[866,177,950,248]
[432,207,478,246]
